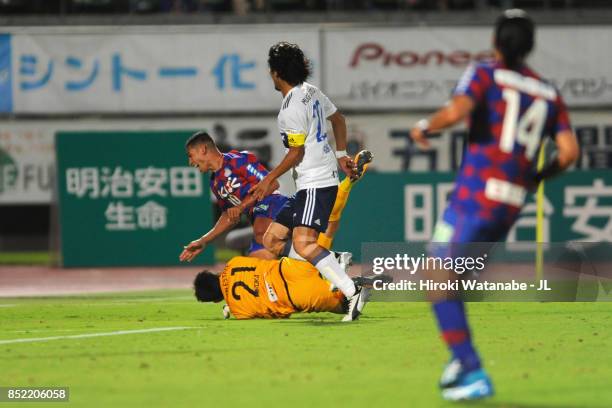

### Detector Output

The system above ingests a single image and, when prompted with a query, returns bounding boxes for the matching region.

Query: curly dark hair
[268,41,311,86]
[193,270,224,303]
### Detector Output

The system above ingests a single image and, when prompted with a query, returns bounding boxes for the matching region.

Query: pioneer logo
[349,43,494,68]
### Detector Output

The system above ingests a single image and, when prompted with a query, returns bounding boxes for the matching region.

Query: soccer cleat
[352,274,393,288]
[439,359,462,388]
[441,368,494,401]
[344,275,391,313]
[351,150,373,183]
[222,304,230,319]
[356,286,371,314]
[329,252,353,292]
[336,251,353,273]
[342,286,364,322]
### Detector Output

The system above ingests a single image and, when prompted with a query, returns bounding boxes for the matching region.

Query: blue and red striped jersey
[450,61,572,221]
[210,150,269,213]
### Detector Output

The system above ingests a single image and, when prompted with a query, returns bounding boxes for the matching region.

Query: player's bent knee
[262,230,278,251]
[253,230,265,246]
[249,248,277,260]
[253,217,272,240]
[292,238,320,261]
[262,233,286,255]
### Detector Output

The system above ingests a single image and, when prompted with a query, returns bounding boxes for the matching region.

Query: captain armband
[287,133,306,147]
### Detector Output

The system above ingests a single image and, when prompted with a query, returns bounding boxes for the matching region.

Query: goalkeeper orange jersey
[219,256,345,320]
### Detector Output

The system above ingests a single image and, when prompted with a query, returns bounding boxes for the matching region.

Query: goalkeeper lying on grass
[194,256,362,320]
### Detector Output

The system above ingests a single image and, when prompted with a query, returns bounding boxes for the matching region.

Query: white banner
[8,27,319,113]
[0,116,292,203]
[324,26,612,109]
[3,26,612,113]
[0,126,54,204]
[1,110,609,203]
[344,111,612,172]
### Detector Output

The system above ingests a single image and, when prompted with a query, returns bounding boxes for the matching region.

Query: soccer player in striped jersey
[410,10,579,401]
[180,131,287,260]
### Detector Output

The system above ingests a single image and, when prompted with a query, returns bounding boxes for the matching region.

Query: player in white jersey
[278,83,339,189]
[249,42,364,321]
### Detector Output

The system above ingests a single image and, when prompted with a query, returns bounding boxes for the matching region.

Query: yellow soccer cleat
[352,150,373,183]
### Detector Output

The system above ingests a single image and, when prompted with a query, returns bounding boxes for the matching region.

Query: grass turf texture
[1,292,610,408]
[0,252,53,265]
[0,249,239,265]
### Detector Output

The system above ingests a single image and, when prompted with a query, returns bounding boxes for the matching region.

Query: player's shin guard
[312,250,356,298]
[433,300,481,373]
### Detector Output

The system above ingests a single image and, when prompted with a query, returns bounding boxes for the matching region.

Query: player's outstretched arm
[179,211,240,262]
[410,95,474,149]
[554,130,580,169]
[249,147,303,201]
[230,179,280,223]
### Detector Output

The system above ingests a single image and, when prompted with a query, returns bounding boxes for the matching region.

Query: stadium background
[0,2,611,407]
[1,0,611,269]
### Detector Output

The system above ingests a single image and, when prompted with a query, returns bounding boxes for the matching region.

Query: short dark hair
[268,42,311,86]
[193,270,224,302]
[185,131,216,151]
[494,9,535,69]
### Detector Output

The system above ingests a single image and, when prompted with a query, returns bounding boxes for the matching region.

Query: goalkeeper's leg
[317,150,373,250]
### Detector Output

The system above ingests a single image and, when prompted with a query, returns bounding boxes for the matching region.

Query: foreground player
[180,131,286,259]
[410,10,579,401]
[250,42,364,321]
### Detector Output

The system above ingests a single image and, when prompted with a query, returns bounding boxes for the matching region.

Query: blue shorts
[429,206,519,259]
[275,186,338,234]
[248,194,288,254]
[251,193,289,221]
[432,206,516,244]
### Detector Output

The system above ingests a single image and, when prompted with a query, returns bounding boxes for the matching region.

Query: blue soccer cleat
[440,365,494,401]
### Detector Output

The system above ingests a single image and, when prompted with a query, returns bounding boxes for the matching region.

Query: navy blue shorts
[251,194,288,222]
[275,186,338,233]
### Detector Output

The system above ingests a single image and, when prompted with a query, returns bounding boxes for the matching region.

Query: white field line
[0,326,195,345]
[8,328,119,333]
[0,304,16,307]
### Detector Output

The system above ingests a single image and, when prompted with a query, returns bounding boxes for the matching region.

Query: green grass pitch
[1,292,611,407]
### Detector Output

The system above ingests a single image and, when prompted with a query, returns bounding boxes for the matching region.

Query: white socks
[314,252,356,298]
[288,244,306,262]
[282,240,306,261]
